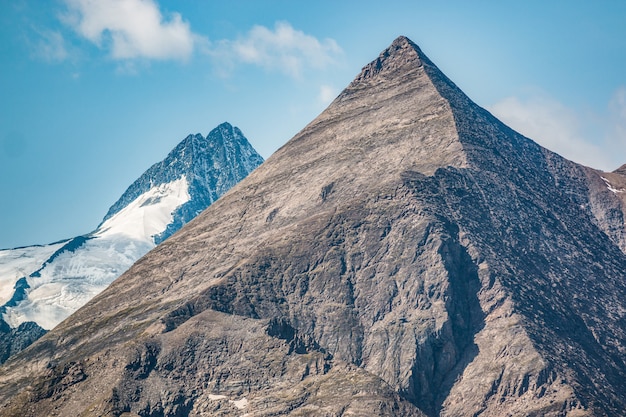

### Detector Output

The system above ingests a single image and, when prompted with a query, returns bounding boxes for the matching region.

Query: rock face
[0,123,262,362]
[1,36,626,417]
[586,165,626,253]
[0,319,46,364]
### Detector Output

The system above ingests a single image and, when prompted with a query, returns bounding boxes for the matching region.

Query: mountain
[0,122,263,361]
[1,36,626,417]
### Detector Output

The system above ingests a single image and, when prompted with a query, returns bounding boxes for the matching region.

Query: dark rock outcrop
[0,319,46,364]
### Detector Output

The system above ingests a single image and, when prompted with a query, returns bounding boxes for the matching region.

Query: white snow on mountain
[2,176,190,330]
[601,176,624,194]
[0,243,66,305]
[96,176,190,242]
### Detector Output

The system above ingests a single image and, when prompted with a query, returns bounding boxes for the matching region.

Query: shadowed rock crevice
[400,171,485,415]
[32,361,87,401]
[93,311,418,417]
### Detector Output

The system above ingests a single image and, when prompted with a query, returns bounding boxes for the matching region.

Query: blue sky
[1,0,626,249]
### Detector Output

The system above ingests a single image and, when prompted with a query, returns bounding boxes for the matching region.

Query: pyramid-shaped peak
[390,35,419,50]
[352,35,423,84]
[213,121,235,134]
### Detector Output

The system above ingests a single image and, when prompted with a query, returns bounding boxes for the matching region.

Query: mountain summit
[351,35,423,83]
[1,37,625,417]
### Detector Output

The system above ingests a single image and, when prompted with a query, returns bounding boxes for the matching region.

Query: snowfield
[0,242,66,305]
[2,176,190,330]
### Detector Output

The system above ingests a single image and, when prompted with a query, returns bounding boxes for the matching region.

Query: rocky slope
[585,164,626,253]
[0,123,262,362]
[0,36,625,417]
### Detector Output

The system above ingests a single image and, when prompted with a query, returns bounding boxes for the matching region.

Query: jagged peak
[208,122,237,141]
[215,121,233,131]
[178,132,203,149]
[351,35,423,85]
[99,123,262,225]
[178,123,238,151]
[177,122,243,156]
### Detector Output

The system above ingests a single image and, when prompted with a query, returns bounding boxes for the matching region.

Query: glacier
[0,243,66,306]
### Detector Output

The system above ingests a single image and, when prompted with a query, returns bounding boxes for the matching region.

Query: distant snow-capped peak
[0,123,263,333]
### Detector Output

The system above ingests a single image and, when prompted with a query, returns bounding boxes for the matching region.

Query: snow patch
[601,176,624,194]
[207,394,248,413]
[0,243,65,305]
[230,398,248,410]
[96,176,190,242]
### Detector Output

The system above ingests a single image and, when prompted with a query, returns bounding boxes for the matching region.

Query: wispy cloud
[318,85,337,105]
[213,22,342,78]
[609,87,626,151]
[32,2,340,81]
[30,29,69,62]
[61,0,204,61]
[489,91,626,171]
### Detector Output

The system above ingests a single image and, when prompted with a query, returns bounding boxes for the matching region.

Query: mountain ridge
[1,36,625,417]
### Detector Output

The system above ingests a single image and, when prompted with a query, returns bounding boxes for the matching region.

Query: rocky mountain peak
[101,123,263,230]
[166,123,251,175]
[350,35,423,86]
[214,121,236,135]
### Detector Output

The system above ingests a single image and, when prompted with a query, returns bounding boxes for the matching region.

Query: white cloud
[62,0,202,61]
[489,93,615,170]
[214,22,342,78]
[31,29,69,62]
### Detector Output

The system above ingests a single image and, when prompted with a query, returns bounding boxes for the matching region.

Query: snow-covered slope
[0,243,66,305]
[0,123,263,332]
[2,177,191,330]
